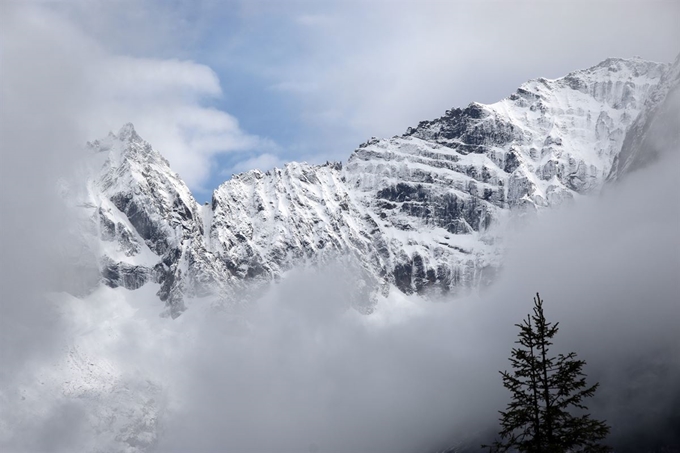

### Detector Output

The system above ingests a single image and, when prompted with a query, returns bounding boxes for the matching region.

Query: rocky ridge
[71,56,678,316]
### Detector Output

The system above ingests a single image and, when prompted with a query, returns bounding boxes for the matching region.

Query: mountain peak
[116,122,140,142]
[567,56,668,81]
[76,56,677,316]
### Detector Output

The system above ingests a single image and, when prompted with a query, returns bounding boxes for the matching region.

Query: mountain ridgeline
[68,56,680,317]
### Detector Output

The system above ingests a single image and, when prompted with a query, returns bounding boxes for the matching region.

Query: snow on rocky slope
[64,124,243,317]
[608,54,680,178]
[70,56,677,316]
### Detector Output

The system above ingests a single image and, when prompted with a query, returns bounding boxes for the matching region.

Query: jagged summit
[71,56,679,315]
[581,55,666,74]
[91,123,143,150]
[115,122,141,141]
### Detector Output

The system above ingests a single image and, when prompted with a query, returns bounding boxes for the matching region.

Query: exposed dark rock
[101,258,152,290]
[110,193,170,255]
[99,208,116,241]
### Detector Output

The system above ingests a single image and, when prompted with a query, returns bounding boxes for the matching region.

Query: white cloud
[97,56,222,99]
[269,80,320,94]
[1,2,277,194]
[225,152,286,176]
[295,13,333,27]
[258,0,680,159]
[82,54,273,192]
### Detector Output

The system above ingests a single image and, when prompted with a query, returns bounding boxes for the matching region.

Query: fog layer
[153,146,680,453]
[2,146,676,452]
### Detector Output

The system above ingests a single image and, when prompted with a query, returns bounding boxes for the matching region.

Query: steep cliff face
[72,57,676,315]
[608,55,680,179]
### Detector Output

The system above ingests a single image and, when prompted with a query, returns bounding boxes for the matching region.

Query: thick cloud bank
[155,151,680,453]
[1,149,678,452]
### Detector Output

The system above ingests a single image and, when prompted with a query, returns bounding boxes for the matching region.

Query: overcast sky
[3,0,678,201]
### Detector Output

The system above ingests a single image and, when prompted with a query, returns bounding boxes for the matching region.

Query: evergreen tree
[485,293,611,452]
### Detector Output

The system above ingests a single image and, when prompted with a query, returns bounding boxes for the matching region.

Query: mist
[0,1,91,385]
[0,5,95,451]
[2,147,675,452]
[154,149,679,453]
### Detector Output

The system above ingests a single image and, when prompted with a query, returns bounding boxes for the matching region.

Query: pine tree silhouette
[485,293,611,452]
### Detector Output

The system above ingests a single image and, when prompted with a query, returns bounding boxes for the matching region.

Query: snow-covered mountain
[67,56,679,317]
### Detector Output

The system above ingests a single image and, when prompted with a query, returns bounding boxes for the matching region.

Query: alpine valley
[61,55,680,318]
